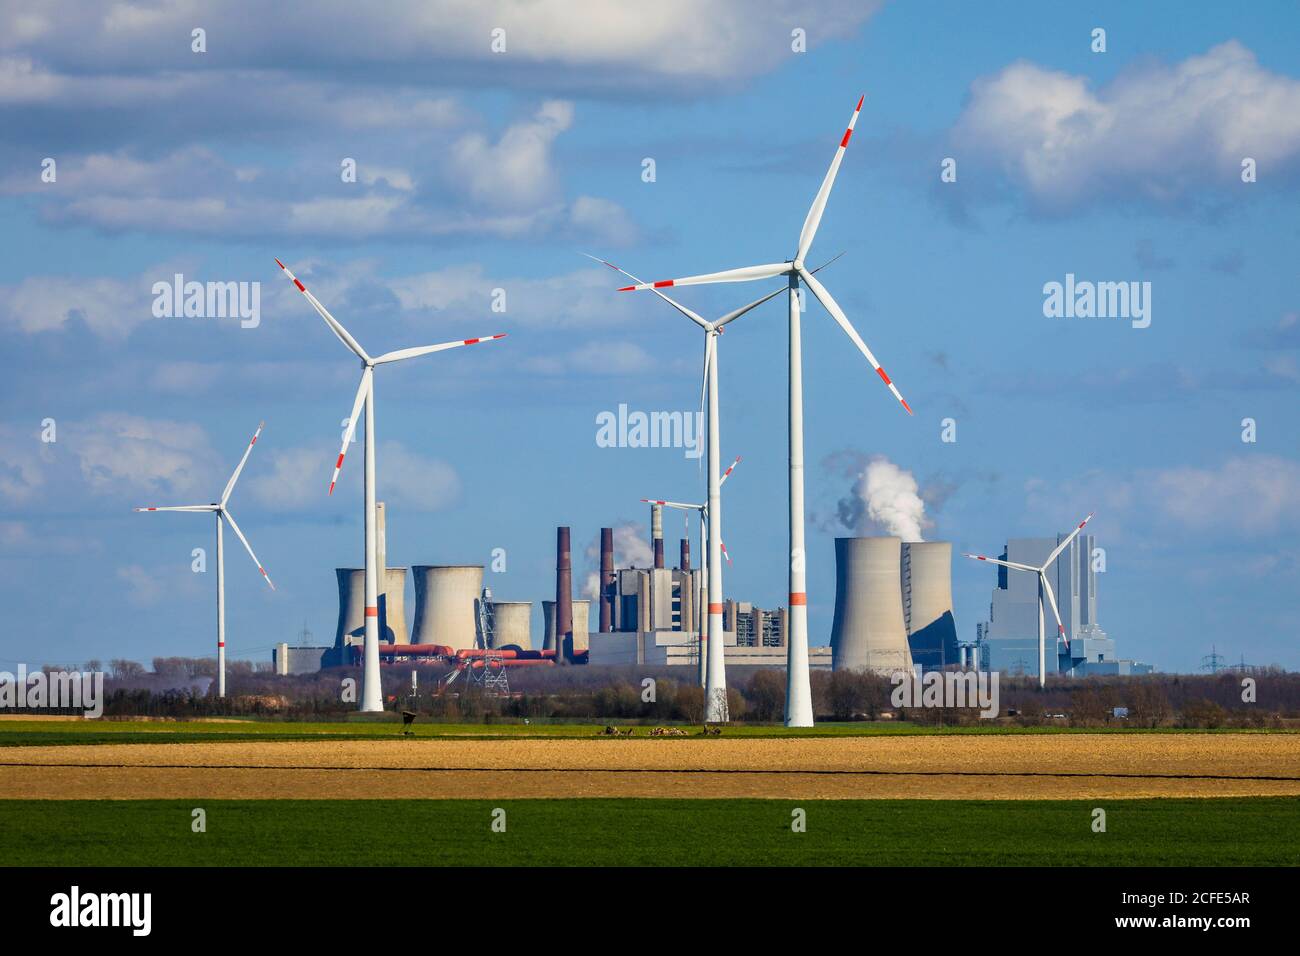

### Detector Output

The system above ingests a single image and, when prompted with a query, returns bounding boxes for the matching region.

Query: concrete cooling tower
[902,542,959,669]
[490,601,533,650]
[544,598,590,659]
[411,565,483,651]
[335,567,409,650]
[830,537,914,674]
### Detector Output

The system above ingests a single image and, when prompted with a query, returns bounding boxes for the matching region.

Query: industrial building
[298,504,828,675]
[975,531,1151,679]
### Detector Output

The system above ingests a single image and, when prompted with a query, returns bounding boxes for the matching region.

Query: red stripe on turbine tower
[789,592,807,606]
[365,607,378,617]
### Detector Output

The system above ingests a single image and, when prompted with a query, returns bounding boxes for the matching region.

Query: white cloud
[247,440,459,513]
[74,414,219,499]
[953,42,1300,208]
[449,100,573,208]
[1026,455,1300,539]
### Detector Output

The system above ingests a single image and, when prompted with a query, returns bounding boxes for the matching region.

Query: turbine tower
[135,421,275,698]
[618,95,911,726]
[276,258,505,712]
[641,455,741,719]
[963,513,1095,687]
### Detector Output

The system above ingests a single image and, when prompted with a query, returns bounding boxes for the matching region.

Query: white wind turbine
[618,95,911,726]
[276,258,506,712]
[134,421,274,698]
[963,513,1095,688]
[641,455,741,711]
[593,250,840,720]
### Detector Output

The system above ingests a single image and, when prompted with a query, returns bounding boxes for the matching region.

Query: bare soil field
[1,733,1297,800]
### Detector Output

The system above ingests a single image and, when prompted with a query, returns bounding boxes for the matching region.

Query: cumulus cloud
[0,2,880,98]
[1026,455,1300,538]
[952,42,1300,209]
[4,107,636,245]
[247,440,459,513]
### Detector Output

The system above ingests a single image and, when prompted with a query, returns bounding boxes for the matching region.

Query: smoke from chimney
[583,522,654,598]
[836,455,929,542]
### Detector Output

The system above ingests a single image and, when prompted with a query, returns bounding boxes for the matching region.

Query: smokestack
[599,527,614,632]
[651,503,664,569]
[555,526,572,665]
[680,537,691,572]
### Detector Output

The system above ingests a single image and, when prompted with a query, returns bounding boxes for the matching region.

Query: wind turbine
[963,513,1095,688]
[641,455,741,710]
[134,421,274,698]
[617,95,911,726]
[275,258,505,712]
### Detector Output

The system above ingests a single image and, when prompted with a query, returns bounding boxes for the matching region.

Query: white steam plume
[837,456,929,541]
[582,522,655,597]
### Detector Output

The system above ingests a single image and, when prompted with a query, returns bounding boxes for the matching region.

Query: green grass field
[0,717,1288,747]
[1,797,1295,866]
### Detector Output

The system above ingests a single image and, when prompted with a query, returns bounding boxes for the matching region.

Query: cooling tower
[571,599,590,655]
[830,537,914,674]
[490,601,532,650]
[410,565,483,651]
[901,542,959,669]
[335,567,409,650]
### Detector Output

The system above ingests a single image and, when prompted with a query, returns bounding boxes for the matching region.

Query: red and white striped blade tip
[462,334,507,345]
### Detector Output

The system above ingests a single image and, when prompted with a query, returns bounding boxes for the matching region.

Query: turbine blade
[134,505,216,513]
[721,540,732,565]
[639,498,701,511]
[372,334,506,365]
[963,553,1038,573]
[797,95,865,263]
[275,258,370,362]
[220,421,264,507]
[799,265,912,415]
[1041,573,1069,650]
[221,510,275,590]
[617,262,790,291]
[331,368,371,496]
[714,286,785,329]
[1044,512,1096,569]
[719,456,742,486]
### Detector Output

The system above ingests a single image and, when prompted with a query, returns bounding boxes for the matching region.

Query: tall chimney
[651,503,664,569]
[555,526,572,664]
[599,527,614,632]
[680,537,691,572]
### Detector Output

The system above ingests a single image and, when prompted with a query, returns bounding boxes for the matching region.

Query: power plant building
[829,537,915,675]
[977,531,1151,678]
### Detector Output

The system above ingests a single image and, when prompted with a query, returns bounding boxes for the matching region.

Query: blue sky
[1,1,1297,673]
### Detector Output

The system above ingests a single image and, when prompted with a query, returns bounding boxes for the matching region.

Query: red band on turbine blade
[464,338,479,345]
[876,367,892,385]
[293,279,305,292]
[274,259,285,269]
[618,286,635,292]
[328,482,336,495]
[976,556,987,561]
[789,592,807,606]
[335,453,344,468]
[856,94,864,111]
[841,129,853,148]
[250,436,257,444]
[901,399,914,415]
[365,607,378,617]
[653,280,674,288]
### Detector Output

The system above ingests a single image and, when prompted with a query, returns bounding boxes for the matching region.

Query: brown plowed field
[1,734,1298,800]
